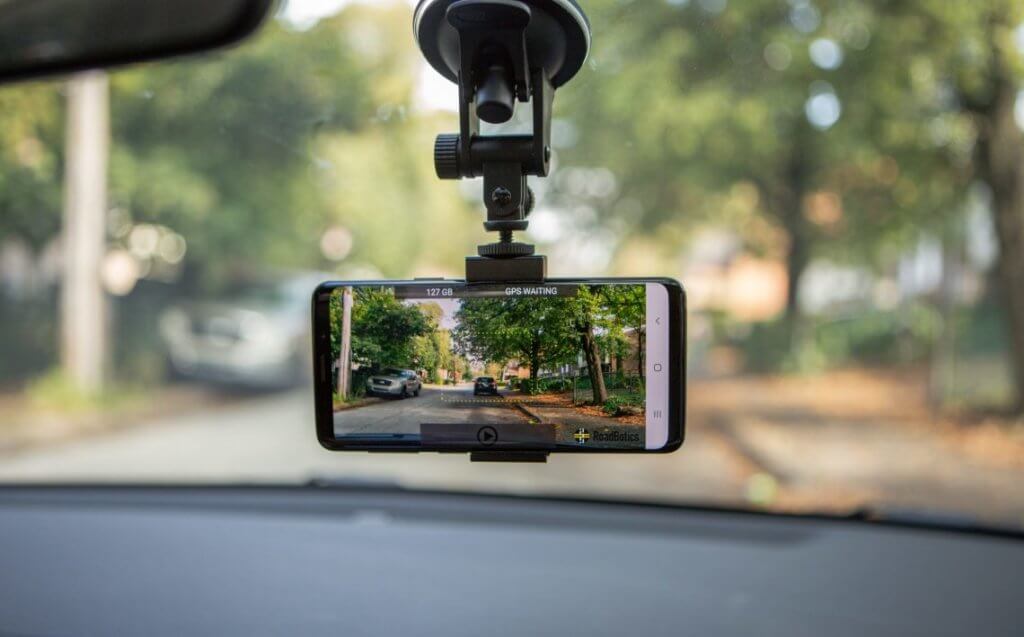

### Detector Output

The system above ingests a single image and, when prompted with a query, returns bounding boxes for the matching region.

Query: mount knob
[434,133,460,179]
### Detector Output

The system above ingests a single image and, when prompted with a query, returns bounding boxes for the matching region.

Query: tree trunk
[529,334,540,381]
[973,68,1024,414]
[579,319,608,404]
[762,124,813,348]
[929,226,959,410]
[336,286,353,400]
[783,218,809,323]
[779,132,812,336]
[637,324,645,381]
[61,71,110,394]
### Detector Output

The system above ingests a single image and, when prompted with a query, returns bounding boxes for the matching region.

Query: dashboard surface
[0,485,1020,636]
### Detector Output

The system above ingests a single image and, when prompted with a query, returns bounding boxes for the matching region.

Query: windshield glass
[1,0,1023,530]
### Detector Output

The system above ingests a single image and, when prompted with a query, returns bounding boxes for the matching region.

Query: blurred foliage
[955,297,1012,356]
[0,5,482,384]
[557,0,974,272]
[25,368,141,413]
[738,303,938,373]
[0,295,59,382]
[0,3,482,289]
[106,5,481,288]
[0,82,64,250]
[0,0,1022,410]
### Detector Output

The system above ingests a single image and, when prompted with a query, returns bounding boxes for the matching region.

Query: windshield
[1,0,1023,531]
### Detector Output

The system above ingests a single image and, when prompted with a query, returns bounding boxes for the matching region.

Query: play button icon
[477,426,498,446]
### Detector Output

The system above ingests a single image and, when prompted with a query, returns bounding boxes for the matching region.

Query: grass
[601,392,645,414]
[332,390,372,411]
[935,355,1016,412]
[25,369,146,415]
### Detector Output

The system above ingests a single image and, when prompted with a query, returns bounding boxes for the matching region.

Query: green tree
[429,328,456,381]
[573,286,608,403]
[0,82,64,250]
[0,4,482,385]
[411,302,454,381]
[332,287,430,369]
[0,82,64,382]
[598,284,646,380]
[108,15,374,288]
[452,291,617,403]
[453,297,578,381]
[555,0,963,338]
[412,334,438,378]
[899,0,1024,411]
[105,4,481,286]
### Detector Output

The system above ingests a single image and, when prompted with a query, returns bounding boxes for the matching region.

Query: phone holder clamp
[414,0,590,285]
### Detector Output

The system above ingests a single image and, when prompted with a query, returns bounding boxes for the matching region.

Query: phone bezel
[312,278,685,454]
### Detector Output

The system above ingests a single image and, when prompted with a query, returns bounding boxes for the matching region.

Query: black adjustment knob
[434,134,460,179]
[478,241,535,257]
[524,186,535,215]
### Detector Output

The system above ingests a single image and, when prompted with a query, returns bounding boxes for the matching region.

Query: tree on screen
[333,288,431,370]
[453,297,578,382]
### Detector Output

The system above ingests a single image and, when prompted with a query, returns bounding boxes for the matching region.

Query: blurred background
[1,0,1024,528]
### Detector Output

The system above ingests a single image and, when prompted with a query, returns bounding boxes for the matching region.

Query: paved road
[2,378,1020,526]
[334,384,526,436]
[0,385,745,504]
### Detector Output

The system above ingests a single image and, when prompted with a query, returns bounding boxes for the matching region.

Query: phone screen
[317,280,680,451]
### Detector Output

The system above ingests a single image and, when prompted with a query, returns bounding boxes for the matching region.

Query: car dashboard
[0,485,1020,636]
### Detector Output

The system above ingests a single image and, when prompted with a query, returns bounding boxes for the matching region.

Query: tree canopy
[453,296,580,379]
[331,287,431,370]
[2,1,1024,409]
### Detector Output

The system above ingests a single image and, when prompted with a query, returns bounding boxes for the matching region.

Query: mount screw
[491,187,513,207]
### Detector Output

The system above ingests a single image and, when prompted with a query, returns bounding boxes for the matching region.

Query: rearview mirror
[0,0,274,82]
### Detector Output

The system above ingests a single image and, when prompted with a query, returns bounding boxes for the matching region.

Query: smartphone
[312,279,685,453]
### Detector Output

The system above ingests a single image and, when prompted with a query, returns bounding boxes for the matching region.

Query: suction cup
[414,0,590,99]
[417,0,585,250]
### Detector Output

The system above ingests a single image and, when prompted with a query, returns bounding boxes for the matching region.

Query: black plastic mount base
[470,450,548,462]
[465,254,546,283]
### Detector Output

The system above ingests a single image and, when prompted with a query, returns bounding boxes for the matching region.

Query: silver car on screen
[366,368,421,398]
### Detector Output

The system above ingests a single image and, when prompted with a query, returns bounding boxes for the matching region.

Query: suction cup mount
[414,0,590,277]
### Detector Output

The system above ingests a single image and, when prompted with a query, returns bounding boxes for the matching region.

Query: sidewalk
[0,384,245,456]
[690,370,1024,524]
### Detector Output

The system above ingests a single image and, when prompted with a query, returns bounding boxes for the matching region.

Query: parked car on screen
[366,368,421,398]
[473,376,499,396]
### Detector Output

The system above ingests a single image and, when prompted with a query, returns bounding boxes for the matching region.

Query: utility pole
[61,71,109,394]
[336,286,353,400]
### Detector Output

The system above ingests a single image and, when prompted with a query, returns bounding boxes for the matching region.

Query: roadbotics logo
[594,430,641,443]
[573,428,641,445]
